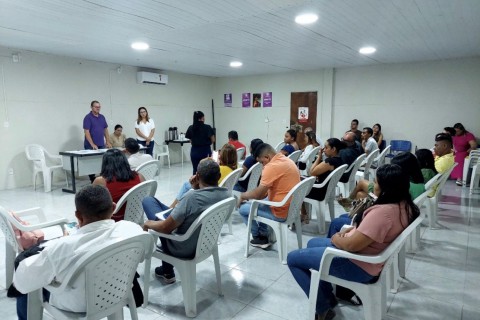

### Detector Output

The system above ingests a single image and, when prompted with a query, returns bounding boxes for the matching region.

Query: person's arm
[13,251,56,294]
[135,128,148,140]
[298,145,313,163]
[104,128,112,148]
[210,134,216,145]
[84,129,97,150]
[377,133,383,147]
[331,229,375,252]
[468,139,478,154]
[146,128,156,145]
[143,215,181,234]
[238,184,269,207]
[310,161,335,177]
[240,164,248,177]
[138,173,145,182]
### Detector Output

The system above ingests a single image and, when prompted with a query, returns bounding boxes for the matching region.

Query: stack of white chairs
[25,144,68,192]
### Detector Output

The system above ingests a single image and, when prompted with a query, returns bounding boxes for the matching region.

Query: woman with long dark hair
[135,107,155,156]
[415,148,437,183]
[185,111,215,174]
[93,149,145,221]
[288,164,420,319]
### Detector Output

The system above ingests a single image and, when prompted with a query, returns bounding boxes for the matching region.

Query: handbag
[347,195,376,226]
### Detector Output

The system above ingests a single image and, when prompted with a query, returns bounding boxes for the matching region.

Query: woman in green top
[416,149,438,183]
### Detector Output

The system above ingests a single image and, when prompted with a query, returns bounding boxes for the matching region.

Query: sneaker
[316,309,336,320]
[155,266,176,284]
[456,179,463,186]
[250,236,270,249]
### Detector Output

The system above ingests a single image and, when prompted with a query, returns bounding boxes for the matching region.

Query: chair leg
[27,289,44,320]
[5,242,15,288]
[277,223,286,264]
[244,214,253,258]
[43,170,52,192]
[212,247,223,296]
[178,263,197,318]
[398,245,406,278]
[142,257,152,307]
[314,202,325,234]
[126,291,138,320]
[471,165,479,194]
[328,198,335,221]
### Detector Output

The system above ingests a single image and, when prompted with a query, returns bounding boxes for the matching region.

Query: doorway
[290,92,318,150]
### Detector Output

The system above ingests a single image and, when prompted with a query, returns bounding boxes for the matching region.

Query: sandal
[301,213,310,225]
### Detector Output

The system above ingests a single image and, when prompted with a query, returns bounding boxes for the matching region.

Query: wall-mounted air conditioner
[136,71,168,85]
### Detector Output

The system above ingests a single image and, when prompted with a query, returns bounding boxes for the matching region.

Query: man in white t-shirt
[361,127,379,155]
[125,138,153,169]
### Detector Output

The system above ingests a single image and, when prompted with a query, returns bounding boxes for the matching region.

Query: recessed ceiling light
[359,46,376,54]
[295,13,318,25]
[230,61,243,68]
[131,42,149,50]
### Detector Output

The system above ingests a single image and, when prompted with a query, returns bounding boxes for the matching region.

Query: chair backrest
[387,140,412,157]
[114,180,158,225]
[0,206,20,253]
[341,153,366,183]
[469,153,480,168]
[362,149,379,180]
[236,147,246,160]
[135,160,160,180]
[433,163,457,198]
[275,141,285,152]
[288,150,302,163]
[243,162,263,191]
[323,164,348,200]
[425,172,442,190]
[190,198,236,261]
[155,143,169,156]
[219,168,243,194]
[375,145,391,167]
[47,233,153,318]
[305,146,321,175]
[25,144,47,169]
[284,177,316,224]
[379,139,387,152]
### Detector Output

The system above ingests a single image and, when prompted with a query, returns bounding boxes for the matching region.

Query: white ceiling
[1,0,479,77]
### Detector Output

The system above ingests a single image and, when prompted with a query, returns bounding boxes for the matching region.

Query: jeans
[177,181,192,201]
[142,197,170,221]
[190,145,212,174]
[137,140,154,156]
[233,183,246,192]
[287,238,375,314]
[17,289,50,320]
[327,214,352,238]
[238,201,285,237]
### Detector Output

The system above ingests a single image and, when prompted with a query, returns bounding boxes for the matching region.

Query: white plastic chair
[27,233,154,320]
[0,206,68,288]
[234,162,262,196]
[337,154,366,197]
[288,150,302,163]
[463,150,480,186]
[356,149,379,182]
[469,151,480,194]
[113,180,158,225]
[25,144,68,192]
[308,213,421,320]
[304,165,348,234]
[424,163,457,228]
[274,141,285,152]
[219,168,244,234]
[143,197,236,317]
[154,141,170,168]
[135,160,160,180]
[303,146,321,176]
[370,145,391,176]
[244,177,315,264]
[236,147,246,161]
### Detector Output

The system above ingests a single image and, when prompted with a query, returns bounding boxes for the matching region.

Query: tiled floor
[1,164,479,319]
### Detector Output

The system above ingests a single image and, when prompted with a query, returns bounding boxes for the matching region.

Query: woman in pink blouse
[451,123,477,185]
[287,164,420,320]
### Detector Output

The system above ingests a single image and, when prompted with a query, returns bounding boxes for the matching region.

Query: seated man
[142,159,230,283]
[361,127,379,155]
[338,132,361,183]
[346,118,362,142]
[125,137,153,169]
[228,130,247,159]
[233,138,264,192]
[238,143,300,248]
[433,133,455,173]
[13,185,144,320]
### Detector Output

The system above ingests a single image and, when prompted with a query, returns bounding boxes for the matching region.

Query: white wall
[212,70,329,150]
[0,47,213,190]
[333,58,480,149]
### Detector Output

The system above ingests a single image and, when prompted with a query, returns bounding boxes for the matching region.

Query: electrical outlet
[8,168,14,175]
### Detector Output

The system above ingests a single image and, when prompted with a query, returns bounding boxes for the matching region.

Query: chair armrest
[11,207,68,231]
[250,198,284,208]
[310,179,328,189]
[148,229,190,242]
[319,246,387,271]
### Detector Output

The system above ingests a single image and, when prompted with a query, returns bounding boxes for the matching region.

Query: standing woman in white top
[135,107,155,156]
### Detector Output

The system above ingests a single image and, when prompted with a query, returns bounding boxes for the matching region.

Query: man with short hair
[13,185,144,319]
[142,159,230,283]
[434,133,455,173]
[238,143,300,248]
[361,127,379,155]
[338,132,361,183]
[125,137,153,169]
[347,119,362,142]
[228,130,247,159]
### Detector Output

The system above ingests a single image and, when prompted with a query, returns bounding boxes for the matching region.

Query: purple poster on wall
[242,93,251,108]
[263,92,272,107]
[224,93,232,107]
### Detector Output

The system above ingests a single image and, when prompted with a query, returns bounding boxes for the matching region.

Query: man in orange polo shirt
[238,143,300,248]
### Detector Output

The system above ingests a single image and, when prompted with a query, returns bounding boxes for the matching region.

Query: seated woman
[93,149,145,221]
[109,124,126,148]
[416,148,438,183]
[372,123,384,149]
[302,138,345,223]
[233,138,263,192]
[332,151,425,237]
[280,129,299,155]
[164,143,238,212]
[288,164,420,320]
[298,131,321,175]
